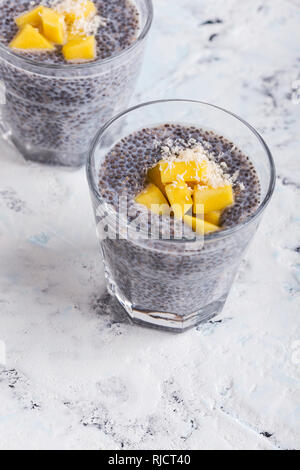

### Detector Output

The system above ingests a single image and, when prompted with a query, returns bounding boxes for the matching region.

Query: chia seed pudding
[95,124,262,330]
[0,0,152,166]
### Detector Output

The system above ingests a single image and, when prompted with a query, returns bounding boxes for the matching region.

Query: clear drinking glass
[0,0,153,167]
[87,100,276,332]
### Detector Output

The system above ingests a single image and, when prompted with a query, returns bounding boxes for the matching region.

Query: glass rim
[0,0,153,72]
[87,99,276,243]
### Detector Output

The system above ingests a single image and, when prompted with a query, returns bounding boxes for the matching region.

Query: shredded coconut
[149,135,242,190]
[51,0,106,36]
[159,140,237,188]
[231,170,240,182]
[177,171,187,181]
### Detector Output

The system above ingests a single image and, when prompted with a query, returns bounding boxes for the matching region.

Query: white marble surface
[0,0,300,450]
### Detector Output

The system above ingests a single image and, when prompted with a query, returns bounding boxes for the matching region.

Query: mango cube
[67,32,82,41]
[204,210,221,226]
[193,184,234,214]
[9,24,55,51]
[82,0,97,18]
[15,6,44,28]
[159,160,207,184]
[165,181,193,219]
[62,35,96,61]
[135,183,170,215]
[183,215,219,235]
[41,8,66,45]
[148,164,167,197]
[63,0,96,25]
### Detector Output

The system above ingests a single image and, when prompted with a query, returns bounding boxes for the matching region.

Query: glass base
[11,135,86,167]
[106,274,226,333]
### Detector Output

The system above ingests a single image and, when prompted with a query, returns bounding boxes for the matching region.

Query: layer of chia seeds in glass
[96,125,261,316]
[99,124,261,233]
[0,0,139,64]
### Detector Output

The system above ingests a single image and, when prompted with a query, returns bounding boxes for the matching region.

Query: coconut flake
[51,0,106,36]
[157,139,240,189]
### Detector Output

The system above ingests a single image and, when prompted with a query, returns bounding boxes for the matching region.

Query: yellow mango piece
[193,185,234,214]
[62,35,96,61]
[41,8,66,45]
[159,160,207,184]
[9,24,55,51]
[183,215,220,235]
[67,32,82,41]
[147,164,167,197]
[204,210,221,226]
[135,183,170,215]
[15,6,44,28]
[63,0,96,25]
[83,0,97,17]
[165,181,193,219]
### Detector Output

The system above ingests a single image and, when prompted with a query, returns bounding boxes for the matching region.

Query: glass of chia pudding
[87,100,276,332]
[0,0,153,166]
